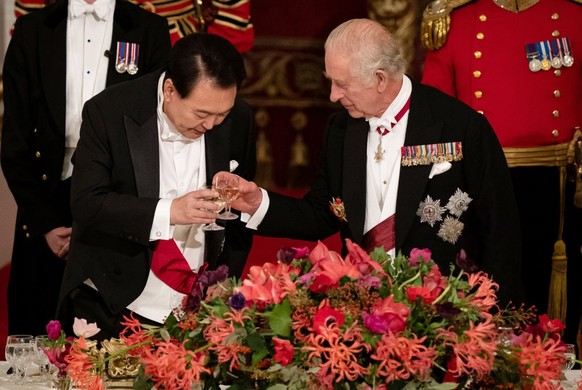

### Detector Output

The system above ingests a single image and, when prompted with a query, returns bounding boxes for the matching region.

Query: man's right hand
[45,226,72,259]
[170,188,223,225]
[213,172,263,215]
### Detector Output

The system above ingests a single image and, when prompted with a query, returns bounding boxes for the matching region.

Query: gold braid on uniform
[421,0,474,50]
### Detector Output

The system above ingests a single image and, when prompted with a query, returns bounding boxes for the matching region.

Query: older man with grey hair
[225,18,523,306]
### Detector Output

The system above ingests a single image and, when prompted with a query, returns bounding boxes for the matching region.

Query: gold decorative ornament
[421,0,473,50]
[492,0,540,13]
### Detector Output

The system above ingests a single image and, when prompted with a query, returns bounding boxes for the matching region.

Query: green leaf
[264,299,292,337]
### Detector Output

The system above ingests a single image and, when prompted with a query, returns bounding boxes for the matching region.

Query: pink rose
[272,338,294,366]
[409,248,432,266]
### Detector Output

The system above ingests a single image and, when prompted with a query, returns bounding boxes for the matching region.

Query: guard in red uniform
[421,0,581,350]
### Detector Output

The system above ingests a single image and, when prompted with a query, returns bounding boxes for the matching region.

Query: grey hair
[324,19,406,86]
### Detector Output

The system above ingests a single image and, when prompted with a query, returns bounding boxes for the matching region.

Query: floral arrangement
[60,240,579,390]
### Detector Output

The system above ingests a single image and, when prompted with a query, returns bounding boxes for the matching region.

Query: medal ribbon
[375,95,411,136]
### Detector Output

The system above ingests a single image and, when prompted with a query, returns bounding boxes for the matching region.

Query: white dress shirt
[246,76,413,259]
[62,0,115,180]
[363,75,412,257]
[127,73,207,323]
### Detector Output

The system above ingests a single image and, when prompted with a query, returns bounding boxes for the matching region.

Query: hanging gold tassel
[547,166,567,325]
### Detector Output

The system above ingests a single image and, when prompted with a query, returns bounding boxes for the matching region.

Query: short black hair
[164,33,246,98]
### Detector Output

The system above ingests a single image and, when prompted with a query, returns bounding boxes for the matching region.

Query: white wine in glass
[215,175,240,220]
[199,186,226,231]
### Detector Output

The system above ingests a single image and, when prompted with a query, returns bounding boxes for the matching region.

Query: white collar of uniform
[69,0,114,21]
[367,75,412,132]
[157,73,199,144]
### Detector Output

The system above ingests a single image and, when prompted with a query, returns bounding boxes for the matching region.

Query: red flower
[406,286,436,304]
[537,314,565,333]
[273,338,294,366]
[313,306,345,334]
[309,274,339,293]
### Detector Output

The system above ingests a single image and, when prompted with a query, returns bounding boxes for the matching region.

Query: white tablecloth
[0,361,580,389]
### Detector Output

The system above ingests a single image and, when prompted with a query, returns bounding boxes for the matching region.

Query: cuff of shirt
[242,188,269,230]
[149,198,173,240]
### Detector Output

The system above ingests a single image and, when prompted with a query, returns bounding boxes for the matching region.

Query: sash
[150,239,200,295]
[362,214,396,253]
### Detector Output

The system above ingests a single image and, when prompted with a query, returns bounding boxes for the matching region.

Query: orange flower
[235,262,298,305]
[466,271,499,311]
[371,332,438,382]
[303,322,370,384]
[65,337,104,390]
[141,340,211,388]
[437,318,497,380]
[513,333,566,389]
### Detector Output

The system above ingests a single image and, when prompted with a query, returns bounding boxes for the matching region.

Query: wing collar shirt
[127,73,207,323]
[363,75,412,257]
[244,76,413,258]
[63,0,115,180]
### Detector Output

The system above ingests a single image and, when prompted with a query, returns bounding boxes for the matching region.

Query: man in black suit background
[227,18,523,306]
[57,33,256,340]
[1,0,171,335]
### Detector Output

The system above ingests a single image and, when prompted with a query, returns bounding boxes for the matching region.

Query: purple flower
[435,302,461,319]
[46,320,61,340]
[276,246,309,264]
[198,265,229,287]
[455,249,478,273]
[358,275,382,289]
[228,293,246,311]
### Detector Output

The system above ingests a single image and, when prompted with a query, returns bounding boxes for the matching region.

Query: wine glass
[199,185,225,231]
[562,343,576,373]
[214,175,240,220]
[5,335,35,385]
[32,335,51,384]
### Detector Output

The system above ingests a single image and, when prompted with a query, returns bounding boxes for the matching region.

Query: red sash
[150,239,198,294]
[362,214,396,253]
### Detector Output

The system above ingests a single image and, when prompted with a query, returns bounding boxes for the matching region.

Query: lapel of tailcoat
[395,82,444,250]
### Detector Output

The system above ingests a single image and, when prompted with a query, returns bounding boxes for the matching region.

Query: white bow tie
[70,0,109,20]
[368,116,396,133]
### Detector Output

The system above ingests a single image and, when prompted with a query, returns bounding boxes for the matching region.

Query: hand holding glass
[214,175,240,220]
[199,186,225,231]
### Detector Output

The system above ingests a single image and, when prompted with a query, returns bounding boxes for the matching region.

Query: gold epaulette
[568,0,582,5]
[421,0,474,50]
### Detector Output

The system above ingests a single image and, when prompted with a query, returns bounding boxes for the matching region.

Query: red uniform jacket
[422,0,581,148]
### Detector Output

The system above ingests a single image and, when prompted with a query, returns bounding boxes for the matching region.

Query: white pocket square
[229,160,239,172]
[428,162,452,179]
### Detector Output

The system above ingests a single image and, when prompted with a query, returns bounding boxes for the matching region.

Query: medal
[127,43,140,75]
[115,41,128,73]
[416,195,445,227]
[525,43,542,72]
[561,37,574,67]
[550,40,562,68]
[539,41,551,71]
[374,138,385,163]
